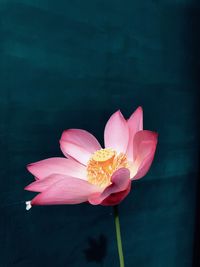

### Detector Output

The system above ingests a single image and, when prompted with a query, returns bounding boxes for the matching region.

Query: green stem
[113,205,125,267]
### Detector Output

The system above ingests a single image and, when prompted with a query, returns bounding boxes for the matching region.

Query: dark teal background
[0,1,199,266]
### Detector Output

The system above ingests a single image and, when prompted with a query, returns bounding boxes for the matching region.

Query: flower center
[87,148,128,187]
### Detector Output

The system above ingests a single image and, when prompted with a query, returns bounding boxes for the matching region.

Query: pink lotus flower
[25,107,158,210]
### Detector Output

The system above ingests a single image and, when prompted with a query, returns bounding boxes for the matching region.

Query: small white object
[26,201,32,211]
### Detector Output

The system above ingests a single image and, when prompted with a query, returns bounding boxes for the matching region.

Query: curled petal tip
[59,129,67,141]
[116,109,122,114]
[150,131,159,141]
[137,106,143,111]
[24,185,29,191]
[27,163,36,173]
[26,163,32,170]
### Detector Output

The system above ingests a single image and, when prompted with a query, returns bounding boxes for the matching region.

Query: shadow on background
[83,234,107,265]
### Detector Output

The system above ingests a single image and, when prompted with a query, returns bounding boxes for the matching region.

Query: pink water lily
[25,107,158,209]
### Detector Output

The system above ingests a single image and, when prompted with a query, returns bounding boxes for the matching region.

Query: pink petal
[25,174,70,192]
[104,110,129,153]
[88,168,131,206]
[101,184,131,206]
[30,177,100,206]
[126,106,143,160]
[60,129,101,165]
[27,157,87,180]
[132,130,158,180]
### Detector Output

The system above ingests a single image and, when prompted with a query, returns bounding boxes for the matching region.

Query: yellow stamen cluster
[87,148,128,187]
